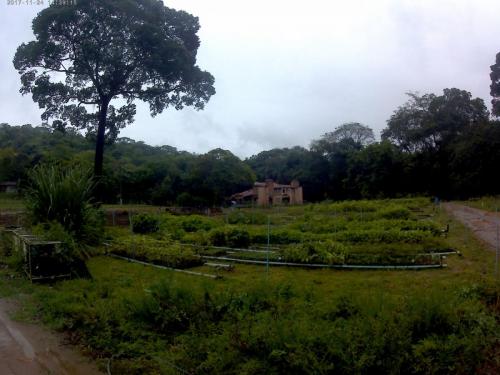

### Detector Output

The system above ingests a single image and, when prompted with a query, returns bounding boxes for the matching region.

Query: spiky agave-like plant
[26,164,103,245]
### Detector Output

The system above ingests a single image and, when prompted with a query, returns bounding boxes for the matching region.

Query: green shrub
[110,236,202,269]
[206,227,251,248]
[248,228,303,244]
[27,259,499,375]
[227,210,267,225]
[208,228,227,246]
[31,222,91,278]
[132,213,160,234]
[379,206,410,219]
[25,164,103,245]
[226,228,250,248]
[180,215,215,232]
[0,230,14,257]
[281,240,347,264]
[182,231,210,246]
[335,229,429,243]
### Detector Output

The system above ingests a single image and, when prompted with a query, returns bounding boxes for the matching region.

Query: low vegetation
[1,198,499,374]
[461,196,500,212]
[106,198,448,268]
[26,164,104,245]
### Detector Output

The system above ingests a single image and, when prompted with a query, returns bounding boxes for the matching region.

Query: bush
[180,215,215,232]
[132,213,160,234]
[379,206,410,219]
[226,228,250,248]
[25,164,104,245]
[227,210,267,225]
[206,227,250,248]
[110,237,202,269]
[208,228,227,246]
[281,240,347,264]
[31,222,91,278]
[0,230,14,257]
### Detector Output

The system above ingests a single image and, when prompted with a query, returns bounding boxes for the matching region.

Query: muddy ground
[0,299,101,375]
[443,202,500,252]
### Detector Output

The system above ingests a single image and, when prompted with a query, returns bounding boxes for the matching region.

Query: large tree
[310,122,375,155]
[491,52,500,117]
[13,0,215,180]
[382,89,488,152]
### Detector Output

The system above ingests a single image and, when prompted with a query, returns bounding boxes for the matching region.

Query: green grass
[105,198,449,267]
[0,193,25,210]
[1,198,500,373]
[460,196,500,212]
[103,204,166,213]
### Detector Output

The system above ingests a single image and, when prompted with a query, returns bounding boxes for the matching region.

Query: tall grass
[25,164,103,245]
[30,263,500,374]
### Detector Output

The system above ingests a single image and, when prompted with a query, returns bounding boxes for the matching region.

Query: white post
[267,215,270,276]
[496,207,499,278]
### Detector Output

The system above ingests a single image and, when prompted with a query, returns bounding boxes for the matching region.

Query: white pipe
[108,254,220,279]
[200,255,446,270]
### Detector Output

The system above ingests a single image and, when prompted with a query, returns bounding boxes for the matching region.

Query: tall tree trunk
[94,100,109,201]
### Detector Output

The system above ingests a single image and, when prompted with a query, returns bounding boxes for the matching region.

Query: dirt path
[443,202,500,251]
[0,299,101,375]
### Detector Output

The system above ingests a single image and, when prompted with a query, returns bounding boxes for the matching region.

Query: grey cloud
[1,0,500,158]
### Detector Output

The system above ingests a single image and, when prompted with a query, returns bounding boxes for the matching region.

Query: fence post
[496,207,499,278]
[266,215,270,277]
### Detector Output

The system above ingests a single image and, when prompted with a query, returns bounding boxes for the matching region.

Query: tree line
[2,86,500,205]
[10,1,500,205]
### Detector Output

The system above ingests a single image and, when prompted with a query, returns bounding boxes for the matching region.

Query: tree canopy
[310,122,375,156]
[490,52,500,117]
[382,89,488,152]
[13,0,215,178]
[7,52,500,203]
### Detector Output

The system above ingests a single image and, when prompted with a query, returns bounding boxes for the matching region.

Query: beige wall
[254,182,303,206]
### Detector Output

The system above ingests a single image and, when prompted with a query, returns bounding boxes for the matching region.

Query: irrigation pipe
[200,255,446,270]
[418,250,461,256]
[105,241,450,270]
[107,254,220,279]
[104,240,277,254]
[176,242,278,254]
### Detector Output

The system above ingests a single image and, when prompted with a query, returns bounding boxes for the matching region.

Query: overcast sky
[0,0,499,158]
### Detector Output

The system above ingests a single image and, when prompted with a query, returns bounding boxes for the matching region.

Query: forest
[2,87,500,205]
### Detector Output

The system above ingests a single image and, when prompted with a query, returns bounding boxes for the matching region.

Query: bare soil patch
[443,202,500,251]
[0,299,101,375]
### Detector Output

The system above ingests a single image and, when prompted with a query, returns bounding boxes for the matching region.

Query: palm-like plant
[26,164,103,245]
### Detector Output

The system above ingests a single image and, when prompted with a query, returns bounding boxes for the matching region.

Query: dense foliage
[3,86,500,203]
[104,199,449,268]
[10,257,499,374]
[1,198,499,374]
[13,0,215,177]
[26,164,103,245]
[0,123,254,205]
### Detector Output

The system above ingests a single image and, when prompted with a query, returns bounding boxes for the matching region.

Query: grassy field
[459,196,500,212]
[0,193,25,210]
[107,198,451,268]
[1,198,500,374]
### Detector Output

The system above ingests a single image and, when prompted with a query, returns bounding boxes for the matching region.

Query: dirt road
[0,299,101,375]
[443,202,500,251]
